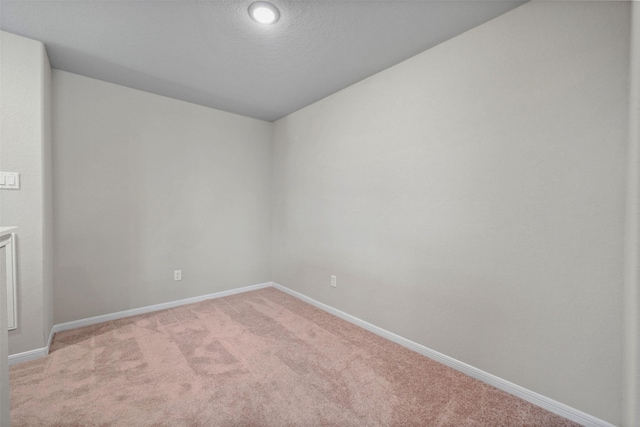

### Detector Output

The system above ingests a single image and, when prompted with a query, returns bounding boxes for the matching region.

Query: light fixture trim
[248,1,280,25]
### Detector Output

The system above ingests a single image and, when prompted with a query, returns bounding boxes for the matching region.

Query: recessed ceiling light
[248,2,280,25]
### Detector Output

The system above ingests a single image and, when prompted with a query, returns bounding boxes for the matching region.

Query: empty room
[1,0,639,426]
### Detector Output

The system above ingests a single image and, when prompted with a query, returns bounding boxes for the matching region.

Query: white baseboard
[8,347,49,366]
[7,280,615,427]
[51,282,272,335]
[271,282,614,427]
[8,282,272,365]
[46,323,55,349]
[8,323,58,366]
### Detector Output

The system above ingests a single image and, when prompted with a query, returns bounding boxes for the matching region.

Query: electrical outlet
[174,270,182,281]
[331,275,337,288]
[0,172,20,190]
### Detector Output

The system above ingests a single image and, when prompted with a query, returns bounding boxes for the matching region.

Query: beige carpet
[10,287,579,426]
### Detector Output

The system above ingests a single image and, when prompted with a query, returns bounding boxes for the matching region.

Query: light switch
[0,172,20,189]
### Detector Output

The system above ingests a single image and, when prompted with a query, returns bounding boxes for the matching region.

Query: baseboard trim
[46,324,55,350]
[8,282,272,365]
[51,282,272,336]
[7,280,615,427]
[8,347,49,366]
[271,282,614,427]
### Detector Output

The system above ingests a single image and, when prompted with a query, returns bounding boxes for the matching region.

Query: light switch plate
[0,172,20,190]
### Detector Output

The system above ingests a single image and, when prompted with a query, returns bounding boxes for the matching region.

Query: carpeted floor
[10,287,579,426]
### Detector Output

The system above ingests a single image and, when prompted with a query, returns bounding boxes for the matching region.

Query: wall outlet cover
[0,172,20,190]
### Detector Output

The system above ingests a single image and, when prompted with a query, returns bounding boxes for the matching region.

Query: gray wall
[624,3,640,426]
[4,1,635,424]
[0,31,53,355]
[271,2,629,424]
[52,70,272,324]
[0,245,8,427]
[42,42,54,346]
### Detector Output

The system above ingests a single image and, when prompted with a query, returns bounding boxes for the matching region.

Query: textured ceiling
[0,1,525,122]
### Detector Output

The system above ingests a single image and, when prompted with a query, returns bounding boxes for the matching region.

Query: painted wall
[272,1,629,424]
[624,3,640,425]
[0,31,53,355]
[52,70,272,323]
[42,43,54,346]
[0,245,9,427]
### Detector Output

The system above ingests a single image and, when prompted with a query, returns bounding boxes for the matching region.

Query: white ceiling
[0,0,525,122]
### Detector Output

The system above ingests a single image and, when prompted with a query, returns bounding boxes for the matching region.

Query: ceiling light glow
[249,2,280,25]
